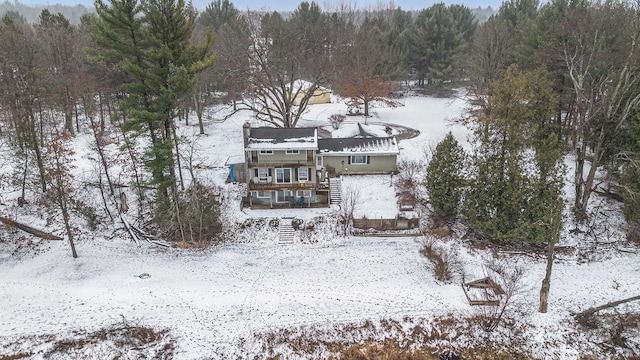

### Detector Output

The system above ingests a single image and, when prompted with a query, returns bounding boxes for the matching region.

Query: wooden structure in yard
[462,277,505,306]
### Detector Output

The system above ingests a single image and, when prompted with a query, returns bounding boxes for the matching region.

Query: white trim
[256,191,270,199]
[275,190,291,203]
[350,155,367,164]
[257,168,269,182]
[297,168,309,182]
[275,168,292,183]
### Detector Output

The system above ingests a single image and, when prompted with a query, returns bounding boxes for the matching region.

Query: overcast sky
[16,0,504,12]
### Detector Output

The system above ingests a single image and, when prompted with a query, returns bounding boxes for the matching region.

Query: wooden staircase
[279,217,295,244]
[330,177,342,205]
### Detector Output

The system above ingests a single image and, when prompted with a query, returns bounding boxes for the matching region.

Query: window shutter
[348,156,351,164]
[367,156,370,164]
[307,168,311,180]
[268,168,272,176]
[293,168,298,182]
[254,169,258,177]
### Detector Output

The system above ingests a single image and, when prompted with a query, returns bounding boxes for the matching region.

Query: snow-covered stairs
[330,177,342,204]
[279,217,295,244]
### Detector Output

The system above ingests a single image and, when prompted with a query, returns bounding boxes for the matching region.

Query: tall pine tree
[92,0,214,214]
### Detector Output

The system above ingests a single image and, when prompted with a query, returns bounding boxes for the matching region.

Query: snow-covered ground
[1,90,639,358]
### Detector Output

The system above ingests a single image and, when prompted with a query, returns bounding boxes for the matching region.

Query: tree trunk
[0,216,63,240]
[539,239,555,313]
[64,89,75,137]
[575,295,640,320]
[540,199,563,313]
[61,199,78,258]
[172,122,185,191]
[363,99,370,118]
[53,147,78,258]
[20,153,28,203]
[74,102,80,135]
[31,122,47,193]
[194,93,205,135]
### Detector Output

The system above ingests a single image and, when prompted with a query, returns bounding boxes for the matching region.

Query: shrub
[155,182,222,245]
[329,114,346,129]
[419,237,462,283]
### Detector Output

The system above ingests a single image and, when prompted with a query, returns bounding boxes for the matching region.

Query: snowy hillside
[1,91,639,359]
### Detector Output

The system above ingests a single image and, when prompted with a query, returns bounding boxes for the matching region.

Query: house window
[256,191,270,198]
[275,190,291,203]
[257,168,269,182]
[295,190,308,198]
[316,155,323,167]
[285,149,299,155]
[350,155,368,164]
[297,168,309,182]
[275,168,292,183]
[259,150,273,155]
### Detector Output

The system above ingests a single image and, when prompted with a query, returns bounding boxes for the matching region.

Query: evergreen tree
[405,3,475,88]
[425,132,466,221]
[197,0,238,32]
[463,65,563,244]
[92,0,214,216]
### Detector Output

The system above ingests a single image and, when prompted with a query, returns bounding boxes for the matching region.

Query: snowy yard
[1,91,640,358]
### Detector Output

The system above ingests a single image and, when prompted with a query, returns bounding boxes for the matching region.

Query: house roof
[246,127,318,150]
[318,137,399,155]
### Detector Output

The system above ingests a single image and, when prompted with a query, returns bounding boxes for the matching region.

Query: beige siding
[322,154,397,175]
[248,166,317,185]
[248,150,315,165]
[294,88,331,105]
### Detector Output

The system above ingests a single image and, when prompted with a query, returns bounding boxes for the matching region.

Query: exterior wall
[309,89,331,104]
[294,88,331,105]
[256,149,309,163]
[250,189,317,207]
[248,166,317,187]
[247,150,315,166]
[322,154,397,175]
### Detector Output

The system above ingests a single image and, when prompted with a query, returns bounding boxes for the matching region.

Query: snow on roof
[225,155,245,165]
[291,79,330,92]
[318,137,399,155]
[245,127,318,150]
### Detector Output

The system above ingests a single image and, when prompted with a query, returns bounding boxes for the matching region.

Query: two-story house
[243,123,331,208]
[242,122,400,209]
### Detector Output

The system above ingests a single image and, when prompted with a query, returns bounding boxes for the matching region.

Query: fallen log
[575,295,640,320]
[0,216,63,240]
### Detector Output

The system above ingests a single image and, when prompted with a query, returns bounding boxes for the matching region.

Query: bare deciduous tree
[475,261,527,332]
[338,184,360,236]
[43,133,78,258]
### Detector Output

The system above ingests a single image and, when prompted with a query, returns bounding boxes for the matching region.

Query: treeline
[0,1,93,24]
[425,0,640,245]
[0,0,639,249]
